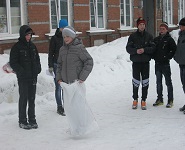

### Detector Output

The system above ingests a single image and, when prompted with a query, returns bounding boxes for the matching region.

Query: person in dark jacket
[152,22,176,108]
[174,17,185,114]
[56,26,93,85]
[48,19,68,116]
[126,17,155,110]
[9,25,41,129]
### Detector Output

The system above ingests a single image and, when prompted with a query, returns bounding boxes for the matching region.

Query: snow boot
[28,118,38,129]
[19,122,32,130]
[57,105,65,116]
[29,123,38,129]
[153,99,163,106]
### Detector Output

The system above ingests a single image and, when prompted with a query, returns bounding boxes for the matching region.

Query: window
[50,0,70,31]
[120,0,132,28]
[178,0,185,22]
[90,0,105,29]
[0,0,23,34]
[163,0,173,24]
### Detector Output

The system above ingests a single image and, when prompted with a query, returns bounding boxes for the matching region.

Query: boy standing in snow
[174,17,185,114]
[126,17,155,110]
[56,26,93,86]
[56,26,95,136]
[152,22,176,108]
[48,19,68,116]
[9,25,41,129]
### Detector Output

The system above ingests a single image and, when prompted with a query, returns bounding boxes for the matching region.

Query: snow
[0,29,185,150]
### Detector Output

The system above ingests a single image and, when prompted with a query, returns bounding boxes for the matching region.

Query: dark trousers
[132,62,150,101]
[155,63,173,100]
[179,65,185,94]
[18,79,37,124]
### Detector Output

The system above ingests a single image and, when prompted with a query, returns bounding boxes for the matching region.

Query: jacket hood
[19,25,33,42]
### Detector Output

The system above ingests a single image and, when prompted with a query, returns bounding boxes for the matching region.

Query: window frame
[163,0,173,25]
[49,0,72,32]
[178,0,185,22]
[120,0,133,28]
[90,0,106,30]
[0,0,25,36]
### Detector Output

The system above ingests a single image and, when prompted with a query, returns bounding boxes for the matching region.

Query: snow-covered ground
[0,29,185,150]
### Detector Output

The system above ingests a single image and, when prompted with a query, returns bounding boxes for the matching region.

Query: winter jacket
[56,37,93,84]
[9,25,41,80]
[126,29,155,62]
[174,30,185,65]
[153,32,176,64]
[48,28,64,68]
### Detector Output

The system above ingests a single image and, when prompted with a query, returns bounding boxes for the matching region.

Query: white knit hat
[62,26,76,39]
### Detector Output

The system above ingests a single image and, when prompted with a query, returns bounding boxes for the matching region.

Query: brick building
[0,0,184,54]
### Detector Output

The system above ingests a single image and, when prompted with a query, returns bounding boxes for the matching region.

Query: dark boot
[19,121,32,130]
[57,105,65,116]
[29,118,38,129]
[179,105,185,111]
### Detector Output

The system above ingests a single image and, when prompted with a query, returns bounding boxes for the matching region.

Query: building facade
[0,0,184,54]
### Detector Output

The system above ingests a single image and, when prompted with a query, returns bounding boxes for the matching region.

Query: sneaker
[141,101,147,110]
[29,122,38,129]
[19,122,32,130]
[57,106,65,116]
[166,100,173,108]
[179,105,185,111]
[153,99,163,106]
[132,100,138,109]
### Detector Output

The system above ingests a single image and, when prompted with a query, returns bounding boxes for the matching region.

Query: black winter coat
[153,32,176,64]
[9,25,41,80]
[48,28,64,68]
[126,30,155,62]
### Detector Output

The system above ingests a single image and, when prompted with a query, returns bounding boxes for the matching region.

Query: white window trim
[178,0,185,21]
[90,0,106,30]
[163,0,173,25]
[0,0,26,38]
[120,0,133,28]
[49,0,72,33]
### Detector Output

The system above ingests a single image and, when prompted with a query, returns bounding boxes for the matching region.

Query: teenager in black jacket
[48,19,68,115]
[153,22,176,108]
[10,25,41,129]
[126,17,155,110]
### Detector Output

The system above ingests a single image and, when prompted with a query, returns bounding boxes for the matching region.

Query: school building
[0,0,184,54]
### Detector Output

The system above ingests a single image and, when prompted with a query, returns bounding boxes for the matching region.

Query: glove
[49,67,53,73]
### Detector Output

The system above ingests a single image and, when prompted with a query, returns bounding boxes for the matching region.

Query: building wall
[27,0,50,53]
[0,0,180,54]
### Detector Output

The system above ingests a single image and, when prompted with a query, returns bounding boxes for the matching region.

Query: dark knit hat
[59,19,68,28]
[179,17,185,26]
[137,17,146,27]
[62,26,76,39]
[160,22,168,30]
